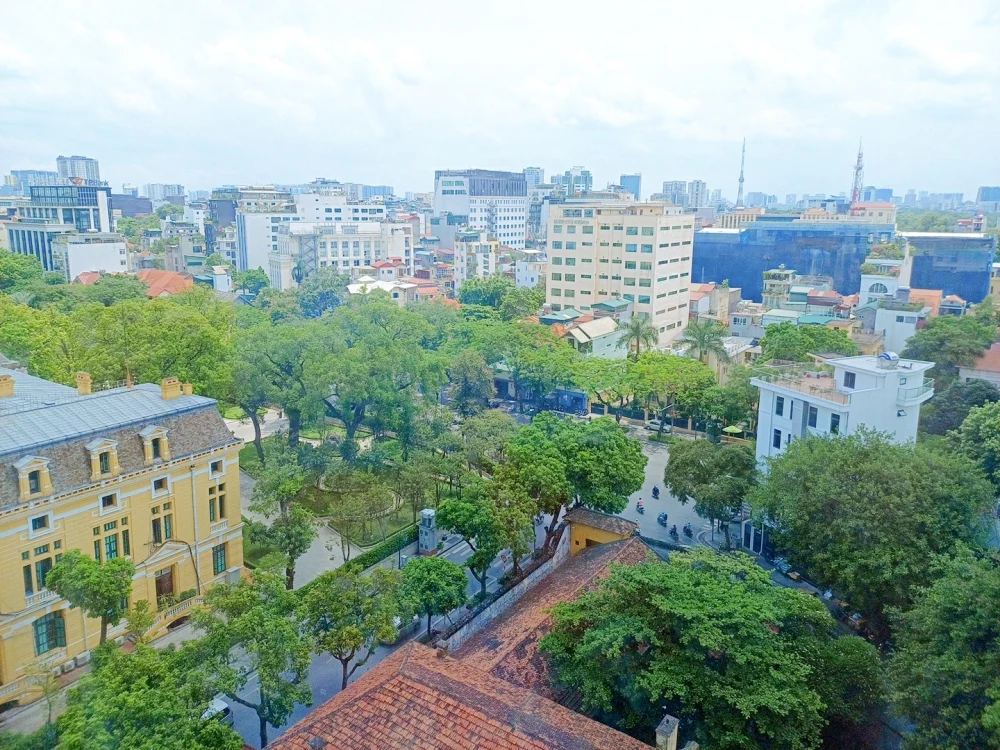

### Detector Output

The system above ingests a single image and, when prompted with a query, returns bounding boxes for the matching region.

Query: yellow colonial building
[0,367,243,707]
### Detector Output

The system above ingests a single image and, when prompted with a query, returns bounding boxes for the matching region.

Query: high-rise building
[56,155,101,184]
[121,184,139,197]
[710,189,724,205]
[553,167,593,196]
[661,181,687,207]
[523,167,545,188]
[143,184,185,202]
[545,201,694,345]
[362,185,394,200]
[745,191,768,208]
[0,368,243,707]
[433,169,528,250]
[4,185,113,271]
[687,180,707,208]
[785,193,797,206]
[9,170,62,196]
[619,174,641,201]
[976,187,1000,204]
[904,189,916,205]
[874,188,894,202]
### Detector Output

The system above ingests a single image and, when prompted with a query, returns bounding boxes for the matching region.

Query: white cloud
[0,0,996,196]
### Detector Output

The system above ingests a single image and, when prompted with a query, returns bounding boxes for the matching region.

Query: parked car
[645,420,672,433]
[202,697,234,727]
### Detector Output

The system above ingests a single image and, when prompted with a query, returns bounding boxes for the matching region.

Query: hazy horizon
[1,0,996,199]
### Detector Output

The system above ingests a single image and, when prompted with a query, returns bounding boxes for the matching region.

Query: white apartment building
[687,180,708,208]
[216,225,239,267]
[453,230,501,293]
[183,204,207,235]
[545,201,694,346]
[752,353,934,467]
[268,222,414,291]
[433,169,528,250]
[142,184,184,201]
[50,232,128,281]
[57,155,100,183]
[516,251,546,288]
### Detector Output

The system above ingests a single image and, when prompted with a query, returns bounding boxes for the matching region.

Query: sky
[1,0,997,200]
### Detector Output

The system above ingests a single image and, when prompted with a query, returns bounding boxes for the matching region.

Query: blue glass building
[903,232,995,303]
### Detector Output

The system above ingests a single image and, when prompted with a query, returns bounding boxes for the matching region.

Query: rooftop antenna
[735,138,746,209]
[851,139,864,203]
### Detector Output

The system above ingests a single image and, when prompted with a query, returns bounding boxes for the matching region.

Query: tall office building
[553,167,593,196]
[620,174,641,201]
[9,170,61,196]
[433,169,528,249]
[687,180,708,208]
[785,193,797,206]
[709,188,724,205]
[523,167,545,188]
[661,181,687,207]
[545,201,694,345]
[143,184,185,202]
[56,155,100,183]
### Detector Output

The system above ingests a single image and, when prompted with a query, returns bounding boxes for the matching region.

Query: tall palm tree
[617,315,659,360]
[679,318,731,363]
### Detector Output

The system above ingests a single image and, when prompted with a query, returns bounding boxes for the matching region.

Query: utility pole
[735,138,746,209]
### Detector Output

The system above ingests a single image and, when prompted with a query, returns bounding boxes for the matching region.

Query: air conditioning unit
[51,666,62,678]
[61,659,76,673]
[76,651,91,666]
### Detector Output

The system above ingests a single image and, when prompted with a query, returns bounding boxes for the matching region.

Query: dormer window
[14,456,53,501]
[139,426,170,466]
[86,439,121,482]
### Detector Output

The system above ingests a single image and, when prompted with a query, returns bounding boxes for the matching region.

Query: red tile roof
[969,342,1000,374]
[73,271,102,286]
[270,641,650,750]
[455,537,651,698]
[136,269,194,297]
[908,289,942,316]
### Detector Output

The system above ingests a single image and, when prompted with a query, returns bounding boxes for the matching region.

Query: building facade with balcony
[0,369,243,707]
[752,353,934,468]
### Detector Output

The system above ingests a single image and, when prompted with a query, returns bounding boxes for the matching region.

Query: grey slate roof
[0,368,221,457]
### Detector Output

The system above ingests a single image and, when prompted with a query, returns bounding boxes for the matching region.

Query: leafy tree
[458,274,514,308]
[249,440,316,589]
[296,266,349,318]
[573,357,641,423]
[395,458,435,523]
[504,413,646,549]
[46,550,136,644]
[459,409,518,473]
[232,267,270,295]
[300,567,405,690]
[449,349,496,416]
[956,399,1000,490]
[759,321,858,362]
[701,364,760,432]
[634,351,717,431]
[437,484,504,601]
[82,275,149,306]
[155,204,184,220]
[896,209,959,232]
[663,439,756,548]
[57,645,243,750]
[498,282,545,321]
[902,314,995,381]
[400,555,468,637]
[920,378,1000,435]
[0,249,44,291]
[616,315,659,359]
[540,549,884,750]
[751,430,994,638]
[188,570,312,749]
[889,549,1000,750]
[678,318,730,362]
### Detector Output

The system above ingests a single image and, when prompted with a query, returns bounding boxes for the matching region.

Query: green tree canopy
[751,430,994,638]
[678,318,730,362]
[616,315,659,359]
[449,349,496,416]
[889,549,1000,750]
[498,282,545,321]
[46,551,136,644]
[187,570,312,748]
[663,439,757,548]
[57,645,243,750]
[400,555,468,637]
[232,267,270,296]
[759,321,859,362]
[300,567,405,690]
[0,249,44,291]
[920,377,1000,435]
[295,266,349,318]
[955,399,1000,490]
[458,274,514,308]
[541,549,884,750]
[902,314,996,381]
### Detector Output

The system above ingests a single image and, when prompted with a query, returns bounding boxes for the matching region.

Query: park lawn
[242,521,280,568]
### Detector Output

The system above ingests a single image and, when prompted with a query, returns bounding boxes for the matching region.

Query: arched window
[868,282,888,295]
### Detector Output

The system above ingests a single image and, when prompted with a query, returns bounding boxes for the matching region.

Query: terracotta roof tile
[136,269,194,297]
[270,642,650,750]
[562,508,638,537]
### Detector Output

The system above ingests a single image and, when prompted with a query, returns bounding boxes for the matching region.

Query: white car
[202,697,234,727]
[645,420,672,433]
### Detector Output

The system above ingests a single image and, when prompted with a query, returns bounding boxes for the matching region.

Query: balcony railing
[898,378,934,403]
[25,589,58,608]
[210,519,229,534]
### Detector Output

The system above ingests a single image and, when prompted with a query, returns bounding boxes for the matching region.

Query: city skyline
[1,1,997,198]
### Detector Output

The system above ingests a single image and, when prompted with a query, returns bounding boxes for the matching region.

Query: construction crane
[735,138,746,209]
[850,139,864,203]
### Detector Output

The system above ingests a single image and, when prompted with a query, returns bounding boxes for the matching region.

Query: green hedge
[345,525,418,573]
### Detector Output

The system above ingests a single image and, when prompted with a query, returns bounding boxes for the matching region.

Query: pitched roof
[562,508,638,537]
[455,537,650,698]
[73,271,102,285]
[270,641,650,750]
[136,269,194,297]
[908,289,942,316]
[967,342,1000,374]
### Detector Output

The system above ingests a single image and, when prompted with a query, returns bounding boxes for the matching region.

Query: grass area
[328,498,419,548]
[219,405,268,420]
[239,441,265,478]
[242,520,280,568]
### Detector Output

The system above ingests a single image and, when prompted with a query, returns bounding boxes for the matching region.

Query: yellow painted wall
[569,522,630,555]
[0,442,243,706]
